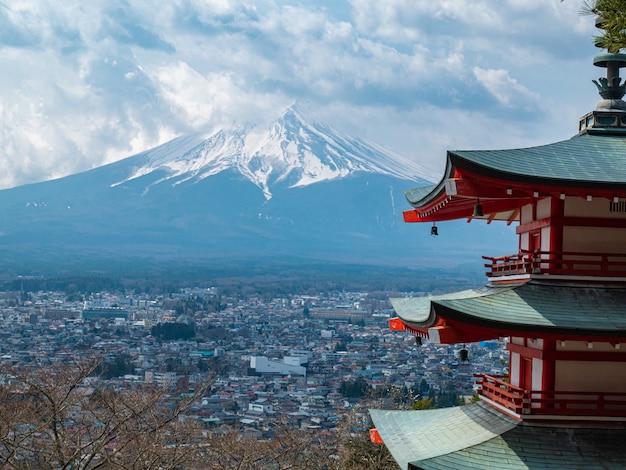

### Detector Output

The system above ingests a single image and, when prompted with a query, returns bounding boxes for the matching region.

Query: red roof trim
[408,166,626,223]
[369,428,384,444]
[393,314,626,345]
[389,317,429,337]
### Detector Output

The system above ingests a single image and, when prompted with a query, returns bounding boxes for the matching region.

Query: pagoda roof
[390,281,626,342]
[404,131,626,222]
[370,402,626,470]
[446,132,626,188]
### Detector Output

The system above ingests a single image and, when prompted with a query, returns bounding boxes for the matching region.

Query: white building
[249,356,306,376]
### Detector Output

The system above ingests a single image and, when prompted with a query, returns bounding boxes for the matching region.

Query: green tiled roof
[370,403,518,470]
[413,423,626,470]
[390,282,626,336]
[404,185,437,204]
[371,403,626,470]
[449,133,626,187]
[404,133,626,208]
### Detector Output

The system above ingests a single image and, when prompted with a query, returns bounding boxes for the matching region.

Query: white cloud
[472,67,540,108]
[0,0,603,189]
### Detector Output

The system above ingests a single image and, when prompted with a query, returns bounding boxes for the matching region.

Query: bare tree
[195,418,397,470]
[0,356,207,469]
[0,357,398,469]
[198,423,341,470]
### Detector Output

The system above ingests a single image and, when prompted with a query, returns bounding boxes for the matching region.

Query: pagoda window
[609,200,626,213]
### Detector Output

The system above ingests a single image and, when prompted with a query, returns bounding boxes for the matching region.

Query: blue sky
[0,1,602,188]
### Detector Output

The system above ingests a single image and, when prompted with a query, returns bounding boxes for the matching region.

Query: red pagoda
[370,35,626,470]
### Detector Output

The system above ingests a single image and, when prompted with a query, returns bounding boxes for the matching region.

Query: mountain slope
[110,106,433,200]
[0,105,515,271]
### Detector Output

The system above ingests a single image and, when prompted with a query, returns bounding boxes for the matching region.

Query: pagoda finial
[590,6,626,110]
[592,54,626,110]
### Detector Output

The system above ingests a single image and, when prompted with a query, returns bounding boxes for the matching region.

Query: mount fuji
[0,105,514,272]
[112,106,433,201]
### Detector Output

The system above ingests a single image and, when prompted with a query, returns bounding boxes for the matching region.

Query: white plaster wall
[562,226,626,253]
[564,197,626,219]
[520,203,534,225]
[532,357,543,391]
[540,227,551,251]
[555,361,626,392]
[557,341,626,353]
[509,352,520,388]
[520,232,529,252]
[536,198,552,219]
[563,197,626,253]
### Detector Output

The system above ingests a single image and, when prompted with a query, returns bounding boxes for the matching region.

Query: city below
[0,283,508,435]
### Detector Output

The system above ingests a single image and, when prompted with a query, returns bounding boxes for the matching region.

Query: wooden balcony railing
[474,374,626,419]
[484,250,626,278]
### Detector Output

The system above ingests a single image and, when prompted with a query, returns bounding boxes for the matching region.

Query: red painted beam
[389,317,407,331]
[370,429,384,444]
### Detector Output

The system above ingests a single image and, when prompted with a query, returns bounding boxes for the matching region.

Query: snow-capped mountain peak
[113,105,433,200]
[0,105,513,269]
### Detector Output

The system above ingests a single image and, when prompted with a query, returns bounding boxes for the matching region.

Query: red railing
[484,250,626,278]
[483,252,532,277]
[474,374,626,418]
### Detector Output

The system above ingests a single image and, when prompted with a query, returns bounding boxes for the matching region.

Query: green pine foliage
[583,0,626,52]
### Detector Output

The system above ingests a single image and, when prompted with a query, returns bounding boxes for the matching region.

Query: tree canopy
[151,322,195,341]
[583,0,626,52]
[0,357,398,469]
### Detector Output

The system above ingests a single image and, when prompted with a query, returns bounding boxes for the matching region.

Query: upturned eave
[404,141,626,224]
[390,281,626,345]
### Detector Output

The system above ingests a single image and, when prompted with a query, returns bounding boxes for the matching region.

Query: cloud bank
[0,0,599,188]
